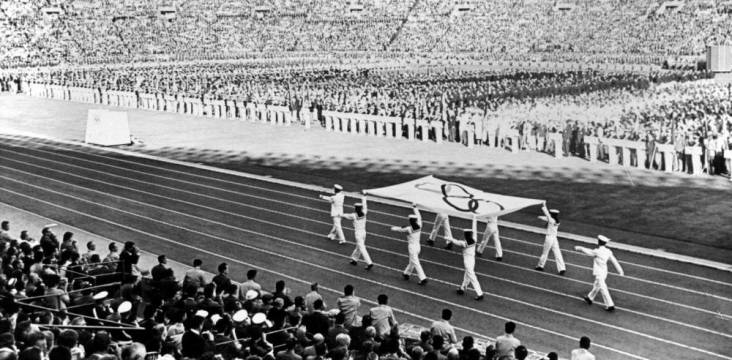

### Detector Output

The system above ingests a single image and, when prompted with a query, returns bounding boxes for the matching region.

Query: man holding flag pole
[391,204,428,285]
[428,213,453,249]
[445,215,484,301]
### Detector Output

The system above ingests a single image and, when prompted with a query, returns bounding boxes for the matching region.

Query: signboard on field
[85,109,131,146]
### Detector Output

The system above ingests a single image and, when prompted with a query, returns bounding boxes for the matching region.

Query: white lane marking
[0,201,568,360]
[3,164,730,335]
[0,187,659,360]
[4,133,731,275]
[3,145,732,302]
[0,180,730,360]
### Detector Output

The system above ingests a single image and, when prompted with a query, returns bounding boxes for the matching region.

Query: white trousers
[328,216,346,242]
[477,225,502,257]
[537,236,565,271]
[351,233,372,265]
[460,257,483,296]
[429,215,452,244]
[404,245,426,280]
[588,275,614,307]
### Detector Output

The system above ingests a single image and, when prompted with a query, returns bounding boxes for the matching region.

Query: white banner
[85,109,131,146]
[364,176,544,218]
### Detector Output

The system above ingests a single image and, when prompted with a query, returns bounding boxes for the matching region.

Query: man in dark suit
[302,299,330,337]
[151,255,170,282]
[182,314,208,359]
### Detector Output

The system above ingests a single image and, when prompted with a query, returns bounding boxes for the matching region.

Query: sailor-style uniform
[343,195,373,269]
[536,205,566,275]
[391,206,427,284]
[447,216,484,301]
[319,184,346,244]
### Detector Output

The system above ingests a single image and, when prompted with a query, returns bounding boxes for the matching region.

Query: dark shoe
[444,243,453,250]
[558,270,566,276]
[365,264,373,271]
[419,279,428,286]
[495,257,502,262]
[402,274,410,280]
[474,295,484,301]
[427,239,435,247]
[456,289,465,295]
[605,306,615,312]
[350,260,357,266]
[338,240,346,245]
[583,296,593,305]
[535,266,544,272]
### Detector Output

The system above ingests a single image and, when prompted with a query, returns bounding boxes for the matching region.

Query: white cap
[327,309,341,317]
[93,291,108,300]
[7,278,17,287]
[354,202,363,207]
[549,209,560,214]
[251,312,272,327]
[233,309,249,323]
[462,228,473,234]
[210,314,222,325]
[117,301,132,314]
[245,289,259,300]
[334,184,343,190]
[195,309,209,318]
[597,235,610,243]
[408,214,418,219]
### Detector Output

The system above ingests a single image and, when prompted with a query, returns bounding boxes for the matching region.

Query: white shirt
[324,192,345,217]
[571,348,596,360]
[342,196,367,235]
[337,295,361,327]
[486,215,498,231]
[580,245,624,278]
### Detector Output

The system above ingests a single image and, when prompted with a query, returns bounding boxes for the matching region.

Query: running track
[0,135,730,360]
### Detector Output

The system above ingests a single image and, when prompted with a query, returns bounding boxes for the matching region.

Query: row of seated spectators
[0,219,598,360]
[2,0,732,67]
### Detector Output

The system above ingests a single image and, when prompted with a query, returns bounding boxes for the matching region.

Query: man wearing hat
[319,184,346,244]
[445,216,484,301]
[575,235,624,312]
[390,204,428,285]
[342,193,373,269]
[536,204,566,275]
[428,213,453,249]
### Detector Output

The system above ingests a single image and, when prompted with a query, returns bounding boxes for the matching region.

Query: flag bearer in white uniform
[446,215,484,301]
[343,192,373,270]
[319,184,346,244]
[576,235,624,312]
[536,204,566,275]
[428,213,453,249]
[391,204,428,285]
[477,215,502,261]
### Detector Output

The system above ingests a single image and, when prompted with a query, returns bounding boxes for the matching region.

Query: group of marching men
[319,184,626,311]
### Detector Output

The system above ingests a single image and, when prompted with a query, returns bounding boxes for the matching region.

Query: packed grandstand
[0,0,732,360]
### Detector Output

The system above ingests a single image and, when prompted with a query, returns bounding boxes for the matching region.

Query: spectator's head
[1,221,8,231]
[158,255,166,264]
[447,348,459,360]
[441,309,452,321]
[48,347,70,360]
[121,342,146,360]
[365,326,376,339]
[18,347,41,360]
[310,282,318,291]
[88,331,111,354]
[410,346,424,360]
[377,294,388,305]
[108,243,117,252]
[275,280,285,292]
[505,321,516,334]
[419,330,431,343]
[462,336,474,350]
[20,231,28,241]
[193,259,202,267]
[247,269,257,280]
[313,299,324,310]
[56,330,78,349]
[335,333,350,347]
[546,352,558,360]
[86,241,95,251]
[62,232,73,243]
[344,284,354,296]
[514,345,528,360]
[218,262,228,274]
[432,335,444,350]
[579,336,591,350]
[361,314,372,327]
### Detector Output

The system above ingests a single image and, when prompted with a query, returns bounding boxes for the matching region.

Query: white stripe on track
[0,179,729,359]
[3,144,731,303]
[5,134,732,276]
[1,164,729,336]
[0,187,659,360]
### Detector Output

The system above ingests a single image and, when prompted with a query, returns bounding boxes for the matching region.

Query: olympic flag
[364,176,544,219]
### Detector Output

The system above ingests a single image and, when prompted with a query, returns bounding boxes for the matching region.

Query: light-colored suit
[537,207,565,272]
[343,195,372,265]
[477,215,501,257]
[577,245,624,307]
[447,218,483,296]
[429,213,453,244]
[392,208,426,281]
[320,191,345,242]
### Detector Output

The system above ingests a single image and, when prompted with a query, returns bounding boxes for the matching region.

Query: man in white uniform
[319,184,346,244]
[428,213,453,249]
[575,235,624,312]
[571,336,595,360]
[536,204,566,275]
[391,205,428,285]
[476,215,502,261]
[343,192,373,270]
[446,216,484,301]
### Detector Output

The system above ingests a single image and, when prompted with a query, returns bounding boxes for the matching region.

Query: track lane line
[2,139,732,287]
[2,165,729,337]
[0,178,729,359]
[3,145,731,303]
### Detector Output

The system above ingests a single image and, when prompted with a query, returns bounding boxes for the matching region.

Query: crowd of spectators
[2,0,732,67]
[0,219,599,360]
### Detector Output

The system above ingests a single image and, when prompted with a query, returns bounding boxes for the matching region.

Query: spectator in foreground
[571,336,595,360]
[494,321,520,359]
